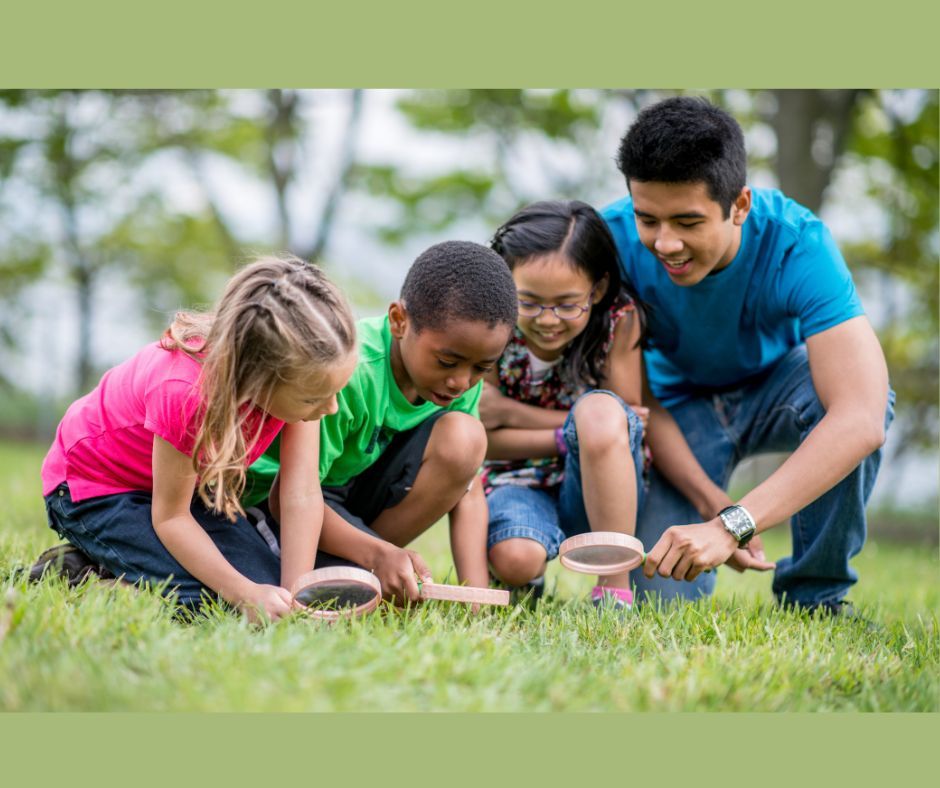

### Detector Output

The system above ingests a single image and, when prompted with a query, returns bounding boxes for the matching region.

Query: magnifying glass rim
[558,532,645,575]
[290,566,382,621]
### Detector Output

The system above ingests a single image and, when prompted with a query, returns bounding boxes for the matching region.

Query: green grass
[1,440,937,711]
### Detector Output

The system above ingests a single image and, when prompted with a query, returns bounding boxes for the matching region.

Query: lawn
[0,440,936,712]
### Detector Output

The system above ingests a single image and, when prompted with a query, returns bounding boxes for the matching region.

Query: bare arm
[644,317,889,582]
[275,420,323,592]
[150,436,292,621]
[479,365,567,432]
[317,505,432,605]
[738,316,889,528]
[448,476,491,588]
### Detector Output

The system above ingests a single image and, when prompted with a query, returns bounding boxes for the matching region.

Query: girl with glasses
[482,200,709,612]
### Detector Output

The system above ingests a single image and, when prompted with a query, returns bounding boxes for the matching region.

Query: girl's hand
[479,381,509,430]
[629,404,650,432]
[372,543,433,606]
[237,582,294,624]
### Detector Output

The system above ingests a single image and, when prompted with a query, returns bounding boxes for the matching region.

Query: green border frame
[2,0,937,780]
[3,0,939,87]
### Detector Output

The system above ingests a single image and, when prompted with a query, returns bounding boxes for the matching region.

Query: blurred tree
[0,89,368,407]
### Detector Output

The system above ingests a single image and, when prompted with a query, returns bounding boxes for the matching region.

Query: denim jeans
[44,483,281,607]
[631,345,895,607]
[487,390,645,559]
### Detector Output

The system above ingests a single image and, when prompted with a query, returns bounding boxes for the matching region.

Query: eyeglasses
[517,289,594,321]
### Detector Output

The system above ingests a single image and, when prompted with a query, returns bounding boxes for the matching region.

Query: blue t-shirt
[602,187,864,407]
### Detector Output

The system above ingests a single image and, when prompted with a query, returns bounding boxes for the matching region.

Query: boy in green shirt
[245,241,517,603]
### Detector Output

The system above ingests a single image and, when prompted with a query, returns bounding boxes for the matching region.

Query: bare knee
[574,394,629,454]
[426,411,486,480]
[489,538,546,586]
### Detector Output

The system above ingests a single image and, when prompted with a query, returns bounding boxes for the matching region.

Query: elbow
[864,419,887,454]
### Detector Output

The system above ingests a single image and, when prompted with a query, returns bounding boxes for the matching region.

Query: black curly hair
[616,96,746,218]
[491,200,646,388]
[400,240,518,332]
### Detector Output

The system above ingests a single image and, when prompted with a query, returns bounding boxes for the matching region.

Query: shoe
[28,544,116,587]
[591,585,633,614]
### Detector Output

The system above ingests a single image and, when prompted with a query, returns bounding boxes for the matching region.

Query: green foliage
[1,441,936,712]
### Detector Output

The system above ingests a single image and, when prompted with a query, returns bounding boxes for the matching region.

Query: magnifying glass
[558,532,646,575]
[417,580,510,607]
[290,567,382,621]
[558,531,713,576]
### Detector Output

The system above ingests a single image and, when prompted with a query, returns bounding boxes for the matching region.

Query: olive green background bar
[2,713,937,782]
[2,0,939,86]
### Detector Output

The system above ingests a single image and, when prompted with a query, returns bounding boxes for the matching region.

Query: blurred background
[0,89,936,539]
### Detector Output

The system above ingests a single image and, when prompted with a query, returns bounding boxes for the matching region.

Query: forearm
[500,399,568,430]
[646,405,729,520]
[317,505,387,569]
[739,409,885,531]
[152,514,254,604]
[277,489,324,592]
[486,428,558,461]
[448,478,490,588]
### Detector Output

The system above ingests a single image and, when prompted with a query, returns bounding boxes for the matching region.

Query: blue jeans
[44,483,281,607]
[487,390,645,560]
[632,345,895,607]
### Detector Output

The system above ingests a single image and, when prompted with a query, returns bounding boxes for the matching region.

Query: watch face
[720,507,755,541]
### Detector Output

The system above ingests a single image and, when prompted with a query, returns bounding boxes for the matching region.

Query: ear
[731,187,752,226]
[388,301,409,339]
[592,274,610,303]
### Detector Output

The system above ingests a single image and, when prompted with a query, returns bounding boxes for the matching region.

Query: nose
[445,371,471,393]
[318,394,339,418]
[654,225,684,256]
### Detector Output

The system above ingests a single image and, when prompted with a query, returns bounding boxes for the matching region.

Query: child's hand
[479,382,508,430]
[372,544,433,606]
[238,583,294,624]
[629,404,650,432]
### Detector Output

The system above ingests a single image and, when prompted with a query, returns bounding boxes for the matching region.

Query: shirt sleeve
[143,377,203,457]
[781,221,865,339]
[450,380,482,419]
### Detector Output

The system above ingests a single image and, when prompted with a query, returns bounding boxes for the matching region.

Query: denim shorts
[44,483,281,607]
[486,390,644,560]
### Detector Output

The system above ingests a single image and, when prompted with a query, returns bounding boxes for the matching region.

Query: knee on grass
[489,538,547,587]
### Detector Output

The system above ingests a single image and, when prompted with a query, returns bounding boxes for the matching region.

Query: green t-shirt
[242,314,481,507]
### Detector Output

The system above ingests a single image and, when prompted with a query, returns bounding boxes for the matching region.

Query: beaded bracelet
[554,426,568,457]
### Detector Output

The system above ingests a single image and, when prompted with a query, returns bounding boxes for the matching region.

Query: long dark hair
[491,200,646,388]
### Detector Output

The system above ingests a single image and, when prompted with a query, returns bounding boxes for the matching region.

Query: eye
[474,365,493,374]
[437,359,457,369]
[678,221,703,228]
[638,218,657,226]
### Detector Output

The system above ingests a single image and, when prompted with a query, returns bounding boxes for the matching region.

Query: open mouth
[659,256,693,276]
[430,391,456,405]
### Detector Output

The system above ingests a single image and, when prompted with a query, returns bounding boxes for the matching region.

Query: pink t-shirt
[41,341,285,501]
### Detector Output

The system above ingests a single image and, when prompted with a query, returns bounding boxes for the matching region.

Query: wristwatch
[718,505,756,547]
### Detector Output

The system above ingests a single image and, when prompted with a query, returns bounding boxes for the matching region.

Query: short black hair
[616,96,746,217]
[401,240,517,332]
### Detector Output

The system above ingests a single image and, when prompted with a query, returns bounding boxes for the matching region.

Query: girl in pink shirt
[38,255,357,623]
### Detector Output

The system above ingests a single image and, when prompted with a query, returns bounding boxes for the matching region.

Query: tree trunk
[770,90,864,212]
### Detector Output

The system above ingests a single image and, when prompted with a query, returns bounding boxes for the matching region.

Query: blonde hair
[162,254,356,520]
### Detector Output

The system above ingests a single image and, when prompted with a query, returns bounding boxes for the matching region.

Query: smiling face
[630,180,751,287]
[511,253,606,362]
[389,303,511,406]
[264,352,358,423]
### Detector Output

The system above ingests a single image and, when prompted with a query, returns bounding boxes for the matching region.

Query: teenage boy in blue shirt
[603,96,893,614]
